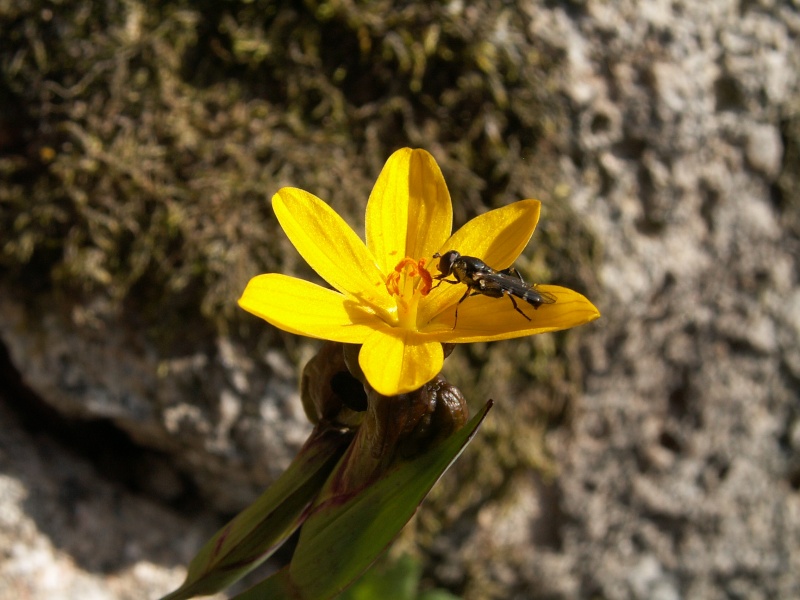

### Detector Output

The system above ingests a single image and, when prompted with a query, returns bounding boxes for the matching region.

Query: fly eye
[435,250,459,275]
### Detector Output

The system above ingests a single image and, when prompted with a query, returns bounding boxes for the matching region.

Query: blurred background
[1,1,798,598]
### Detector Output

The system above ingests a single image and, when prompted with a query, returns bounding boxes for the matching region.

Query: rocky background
[1,1,798,599]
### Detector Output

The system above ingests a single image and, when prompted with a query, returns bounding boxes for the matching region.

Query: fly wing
[531,287,557,306]
[480,272,557,307]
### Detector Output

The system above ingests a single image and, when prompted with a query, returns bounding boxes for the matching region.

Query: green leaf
[160,427,351,600]
[339,553,421,600]
[233,401,493,600]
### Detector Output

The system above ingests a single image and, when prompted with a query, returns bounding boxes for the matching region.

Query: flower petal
[420,285,600,342]
[359,329,444,396]
[442,199,541,268]
[419,200,541,325]
[273,188,393,312]
[238,274,385,343]
[366,148,452,273]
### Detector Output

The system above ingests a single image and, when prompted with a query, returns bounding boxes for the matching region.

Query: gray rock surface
[466,2,800,598]
[0,396,213,599]
[1,0,798,599]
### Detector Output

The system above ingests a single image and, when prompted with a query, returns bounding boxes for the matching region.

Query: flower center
[384,257,433,329]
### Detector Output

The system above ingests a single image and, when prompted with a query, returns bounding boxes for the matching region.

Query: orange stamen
[385,257,433,298]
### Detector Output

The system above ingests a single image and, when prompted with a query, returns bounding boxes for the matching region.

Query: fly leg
[431,277,459,291]
[500,267,525,282]
[505,291,532,321]
[452,286,472,329]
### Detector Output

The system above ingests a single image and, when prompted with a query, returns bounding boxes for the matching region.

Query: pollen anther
[385,257,433,298]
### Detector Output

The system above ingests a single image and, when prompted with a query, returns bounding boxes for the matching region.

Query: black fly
[432,250,556,328]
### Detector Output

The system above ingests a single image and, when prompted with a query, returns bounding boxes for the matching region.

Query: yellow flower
[239,148,600,396]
